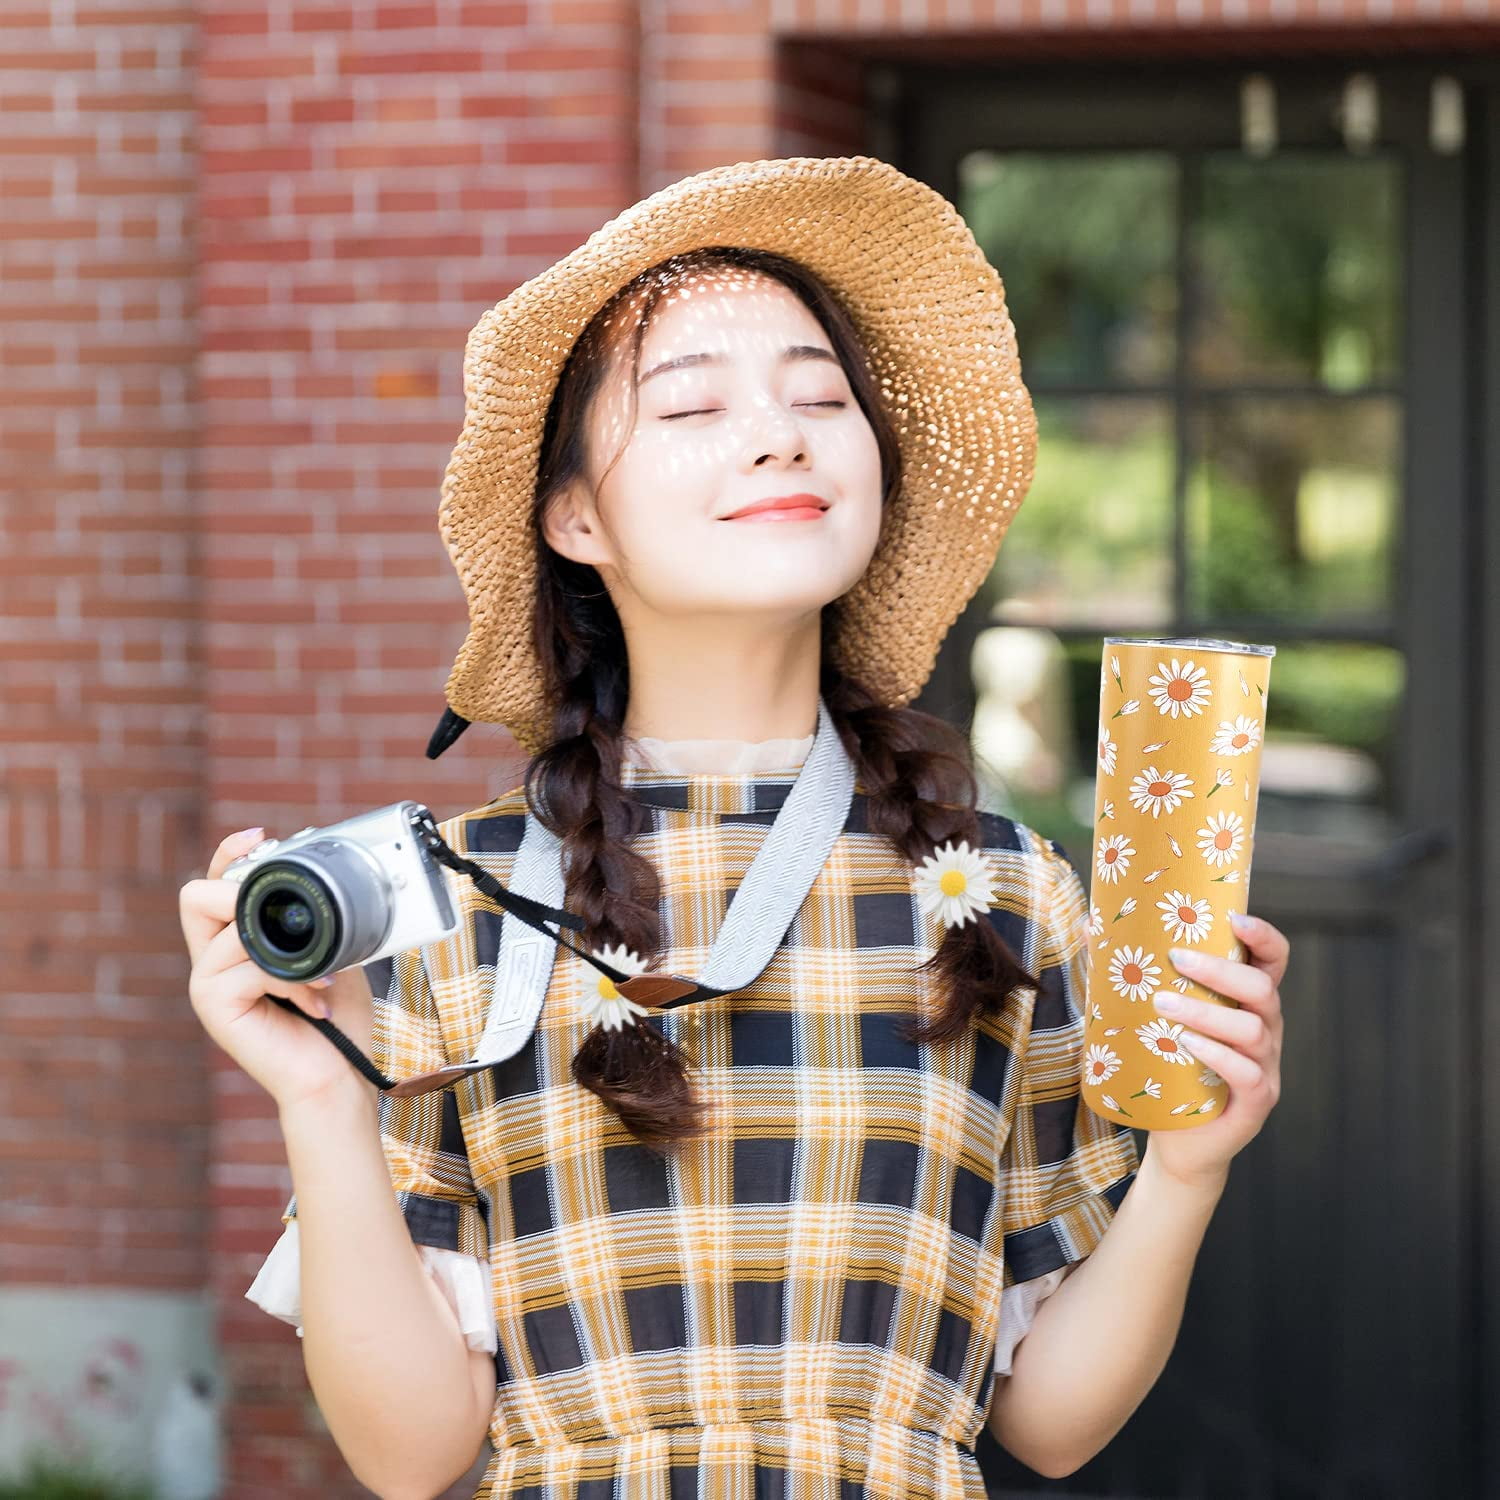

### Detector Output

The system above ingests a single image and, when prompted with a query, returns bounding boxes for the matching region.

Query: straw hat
[425,154,1037,761]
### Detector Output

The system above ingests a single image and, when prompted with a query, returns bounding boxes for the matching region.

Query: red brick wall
[3,0,1494,1494]
[196,3,641,1492]
[0,1,205,1294]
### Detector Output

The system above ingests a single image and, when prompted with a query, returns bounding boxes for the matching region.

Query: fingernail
[319,1000,333,1019]
[313,976,333,988]
[1170,948,1195,966]
[1153,993,1182,1013]
[234,826,265,842]
[1230,912,1252,931]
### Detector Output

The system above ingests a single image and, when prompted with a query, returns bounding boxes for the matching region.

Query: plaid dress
[281,761,1139,1498]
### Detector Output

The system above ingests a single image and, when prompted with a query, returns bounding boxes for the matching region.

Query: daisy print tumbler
[1083,638,1275,1132]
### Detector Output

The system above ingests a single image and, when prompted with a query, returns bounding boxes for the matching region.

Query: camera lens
[234,838,394,982]
[260,889,316,953]
[237,861,342,979]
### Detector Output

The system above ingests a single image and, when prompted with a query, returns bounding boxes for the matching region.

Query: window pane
[958,150,1178,386]
[1193,153,1401,388]
[984,398,1174,632]
[1186,397,1399,625]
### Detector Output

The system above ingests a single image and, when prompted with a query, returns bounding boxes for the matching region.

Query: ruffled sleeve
[993,1265,1072,1376]
[244,1219,497,1355]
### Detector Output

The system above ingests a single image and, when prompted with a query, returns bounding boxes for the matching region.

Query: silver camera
[221,800,459,983]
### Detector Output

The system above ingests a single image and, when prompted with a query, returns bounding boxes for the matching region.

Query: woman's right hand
[179,826,377,1114]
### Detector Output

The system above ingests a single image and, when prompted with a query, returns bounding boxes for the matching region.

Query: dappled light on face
[564,264,886,632]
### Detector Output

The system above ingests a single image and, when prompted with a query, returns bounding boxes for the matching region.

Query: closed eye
[661,401,847,421]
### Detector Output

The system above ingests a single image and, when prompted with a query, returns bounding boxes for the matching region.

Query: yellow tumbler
[1082,637,1275,1131]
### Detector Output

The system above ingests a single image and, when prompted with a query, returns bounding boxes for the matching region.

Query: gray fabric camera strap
[468,695,856,1067]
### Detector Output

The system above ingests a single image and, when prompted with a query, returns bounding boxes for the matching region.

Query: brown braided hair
[522,246,1039,1152]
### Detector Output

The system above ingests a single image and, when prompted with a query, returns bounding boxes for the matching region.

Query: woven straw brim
[436,154,1037,757]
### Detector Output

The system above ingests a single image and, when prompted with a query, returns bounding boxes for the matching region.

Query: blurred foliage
[0,1455,153,1500]
[1195,155,1399,386]
[960,151,1177,384]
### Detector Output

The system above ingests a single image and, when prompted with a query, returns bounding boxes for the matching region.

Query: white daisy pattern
[1157,890,1214,944]
[1147,658,1213,719]
[1136,1016,1196,1066]
[1085,642,1271,1122]
[1084,1043,1123,1087]
[1108,945,1163,1003]
[577,944,652,1032]
[1098,725,1117,776]
[1196,810,1246,868]
[1095,832,1135,886]
[1211,715,1262,756]
[914,840,996,930]
[1127,765,1195,819]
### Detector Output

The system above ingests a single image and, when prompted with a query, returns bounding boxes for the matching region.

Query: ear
[540,478,612,570]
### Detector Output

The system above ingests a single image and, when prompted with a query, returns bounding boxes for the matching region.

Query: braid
[820,622,1040,1047]
[524,602,707,1153]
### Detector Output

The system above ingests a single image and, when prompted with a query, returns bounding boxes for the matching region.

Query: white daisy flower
[1147,658,1213,719]
[1098,725,1117,777]
[1238,670,1250,697]
[1136,1076,1163,1099]
[1110,654,1121,682]
[1211,715,1261,756]
[1166,834,1184,858]
[1141,740,1169,754]
[1198,1065,1225,1088]
[1119,897,1137,916]
[1088,903,1104,937]
[1199,1097,1218,1113]
[578,944,652,1032]
[914,840,996,930]
[1170,1101,1194,1115]
[1128,765,1195,819]
[1084,1043,1123,1087]
[1157,890,1214,943]
[1197,810,1246,868]
[1095,832,1135,885]
[1101,1093,1122,1112]
[1103,1026,1123,1036]
[1110,697,1141,720]
[1142,868,1169,884]
[1171,977,1193,993]
[1136,1016,1196,1065]
[1101,799,1116,819]
[1109,945,1163,1003]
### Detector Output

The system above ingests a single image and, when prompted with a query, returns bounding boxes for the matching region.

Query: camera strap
[465,693,856,1070]
[275,696,857,1097]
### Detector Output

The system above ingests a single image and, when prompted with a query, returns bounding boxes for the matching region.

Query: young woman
[183,157,1289,1499]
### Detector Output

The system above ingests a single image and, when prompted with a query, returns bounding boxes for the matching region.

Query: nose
[741,397,810,470]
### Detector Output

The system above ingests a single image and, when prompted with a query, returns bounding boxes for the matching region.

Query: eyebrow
[637,344,841,387]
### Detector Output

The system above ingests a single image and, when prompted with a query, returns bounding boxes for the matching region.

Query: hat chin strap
[426,704,471,759]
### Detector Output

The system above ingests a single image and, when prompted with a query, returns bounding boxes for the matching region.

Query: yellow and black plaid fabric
[282,764,1139,1498]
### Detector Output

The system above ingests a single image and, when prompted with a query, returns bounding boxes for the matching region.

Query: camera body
[221,800,459,983]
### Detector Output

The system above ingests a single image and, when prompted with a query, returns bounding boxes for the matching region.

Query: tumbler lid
[1102,636,1276,657]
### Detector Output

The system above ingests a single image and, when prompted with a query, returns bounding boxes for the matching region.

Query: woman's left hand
[1141,912,1289,1192]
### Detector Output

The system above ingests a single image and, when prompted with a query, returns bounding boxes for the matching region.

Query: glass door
[896,59,1478,1498]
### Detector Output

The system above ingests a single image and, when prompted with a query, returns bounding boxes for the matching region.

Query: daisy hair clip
[578,943,653,1031]
[914,840,998,930]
